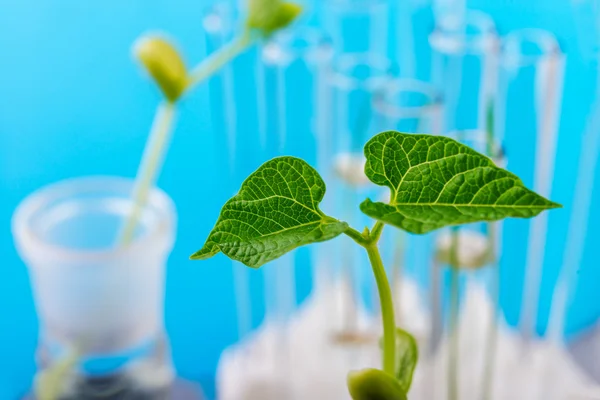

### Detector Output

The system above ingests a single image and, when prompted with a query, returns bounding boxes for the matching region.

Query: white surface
[217,278,597,400]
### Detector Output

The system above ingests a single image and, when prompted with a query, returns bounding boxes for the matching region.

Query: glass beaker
[12,176,197,399]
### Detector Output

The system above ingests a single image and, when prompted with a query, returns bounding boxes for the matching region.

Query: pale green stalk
[366,243,396,375]
[120,32,254,246]
[186,31,254,90]
[36,346,80,400]
[120,101,176,245]
[344,222,396,376]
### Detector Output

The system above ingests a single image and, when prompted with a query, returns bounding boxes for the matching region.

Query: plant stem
[120,32,254,245]
[370,221,385,242]
[365,243,396,376]
[482,223,499,400]
[344,226,369,247]
[186,30,254,91]
[119,101,176,245]
[448,228,460,400]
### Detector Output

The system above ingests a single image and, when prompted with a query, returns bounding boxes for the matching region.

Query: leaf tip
[190,241,221,261]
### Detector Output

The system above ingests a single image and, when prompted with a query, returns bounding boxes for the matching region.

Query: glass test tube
[372,78,444,326]
[203,2,265,343]
[259,25,335,393]
[259,25,334,298]
[392,0,436,79]
[372,79,445,398]
[495,29,565,341]
[429,10,499,134]
[321,0,390,58]
[541,36,600,400]
[492,29,565,400]
[372,79,444,310]
[428,12,501,400]
[325,52,396,347]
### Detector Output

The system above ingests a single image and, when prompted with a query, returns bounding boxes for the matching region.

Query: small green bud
[347,369,407,400]
[247,0,302,37]
[133,35,188,102]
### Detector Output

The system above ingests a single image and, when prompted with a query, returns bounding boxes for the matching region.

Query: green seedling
[192,130,560,399]
[120,0,302,245]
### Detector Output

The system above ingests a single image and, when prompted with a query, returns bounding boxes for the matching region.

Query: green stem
[448,228,460,400]
[344,226,369,247]
[119,101,176,245]
[370,221,385,242]
[120,32,254,246]
[365,243,396,376]
[186,30,254,92]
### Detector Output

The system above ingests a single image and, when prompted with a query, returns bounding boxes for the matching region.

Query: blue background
[1,0,600,398]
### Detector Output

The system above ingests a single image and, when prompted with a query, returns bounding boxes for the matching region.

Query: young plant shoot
[192,131,560,399]
[119,0,302,244]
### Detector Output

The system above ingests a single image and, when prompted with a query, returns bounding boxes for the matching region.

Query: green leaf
[360,131,561,234]
[393,328,418,393]
[347,369,407,400]
[133,35,188,102]
[191,156,347,268]
[246,0,302,37]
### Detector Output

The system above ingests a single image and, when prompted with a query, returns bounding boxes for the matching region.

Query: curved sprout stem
[343,223,396,375]
[186,30,254,91]
[366,242,397,376]
[119,101,176,245]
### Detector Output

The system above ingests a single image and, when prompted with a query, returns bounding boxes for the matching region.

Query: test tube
[371,79,445,397]
[429,10,499,134]
[203,2,261,346]
[428,11,501,400]
[391,0,436,79]
[321,0,390,58]
[372,78,443,320]
[493,29,565,400]
[323,52,396,358]
[495,29,565,341]
[258,25,334,395]
[542,43,600,400]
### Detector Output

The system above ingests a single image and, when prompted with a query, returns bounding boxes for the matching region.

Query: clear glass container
[12,177,200,399]
[429,10,499,134]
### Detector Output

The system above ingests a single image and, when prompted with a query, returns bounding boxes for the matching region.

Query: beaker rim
[373,78,443,119]
[12,175,177,265]
[262,27,333,65]
[501,28,561,67]
[429,10,499,55]
[330,52,395,91]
